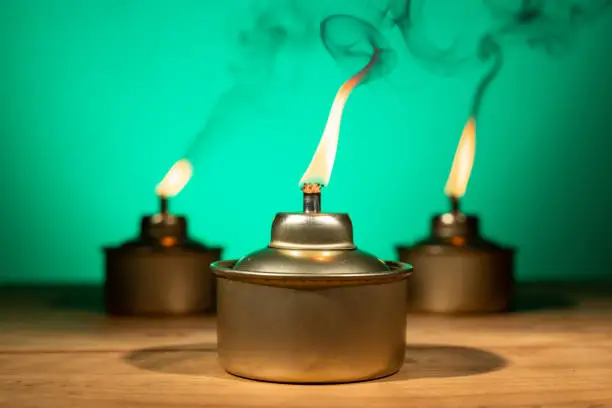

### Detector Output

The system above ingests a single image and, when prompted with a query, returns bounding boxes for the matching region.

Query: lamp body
[398,214,515,314]
[104,214,221,316]
[212,212,412,384]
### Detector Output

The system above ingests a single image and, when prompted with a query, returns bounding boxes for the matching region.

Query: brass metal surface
[104,214,222,316]
[215,276,407,384]
[398,246,514,313]
[105,248,221,316]
[398,213,515,314]
[213,260,409,287]
[211,212,412,384]
[269,212,356,250]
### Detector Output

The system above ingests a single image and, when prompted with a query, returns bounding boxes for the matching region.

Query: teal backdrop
[1,0,611,284]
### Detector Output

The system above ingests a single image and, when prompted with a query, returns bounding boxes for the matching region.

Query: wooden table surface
[1,284,612,408]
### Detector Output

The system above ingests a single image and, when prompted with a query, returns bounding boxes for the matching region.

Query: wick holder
[212,212,411,384]
[397,212,515,314]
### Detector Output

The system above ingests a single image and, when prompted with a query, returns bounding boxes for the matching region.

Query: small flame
[299,52,379,187]
[444,117,476,198]
[155,159,193,197]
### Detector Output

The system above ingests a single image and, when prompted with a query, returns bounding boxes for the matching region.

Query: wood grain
[1,285,612,408]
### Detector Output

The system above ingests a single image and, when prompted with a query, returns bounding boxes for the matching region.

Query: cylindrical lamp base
[398,246,514,313]
[104,248,221,316]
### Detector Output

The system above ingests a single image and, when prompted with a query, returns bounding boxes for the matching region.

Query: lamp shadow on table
[123,343,507,382]
[512,286,576,312]
[383,344,507,382]
[44,285,105,313]
[123,343,231,380]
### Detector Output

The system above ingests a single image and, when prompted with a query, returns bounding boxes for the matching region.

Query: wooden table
[1,284,612,408]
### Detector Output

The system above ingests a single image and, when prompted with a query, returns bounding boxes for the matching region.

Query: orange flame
[444,117,476,198]
[300,51,380,187]
[155,159,193,198]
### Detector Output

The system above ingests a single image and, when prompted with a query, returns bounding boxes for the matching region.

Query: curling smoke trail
[471,34,503,119]
[472,0,611,120]
[384,0,472,74]
[320,14,398,85]
[374,0,611,116]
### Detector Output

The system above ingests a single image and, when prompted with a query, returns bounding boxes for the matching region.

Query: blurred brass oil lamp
[397,118,515,313]
[104,160,222,316]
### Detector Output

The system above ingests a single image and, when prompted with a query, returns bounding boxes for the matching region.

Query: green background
[1,0,611,284]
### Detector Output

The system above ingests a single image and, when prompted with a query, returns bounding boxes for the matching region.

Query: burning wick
[302,183,322,214]
[450,196,460,214]
[160,195,169,215]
